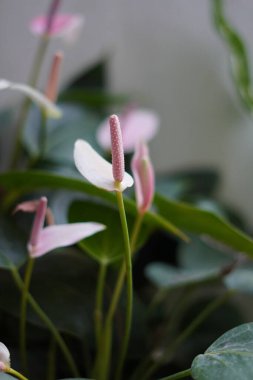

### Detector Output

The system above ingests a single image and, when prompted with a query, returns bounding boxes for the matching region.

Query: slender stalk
[39,110,48,159]
[141,290,235,380]
[114,190,133,380]
[46,338,56,380]
[130,213,143,252]
[6,367,29,380]
[157,368,191,380]
[10,0,62,168]
[11,266,79,377]
[19,257,35,374]
[95,262,107,348]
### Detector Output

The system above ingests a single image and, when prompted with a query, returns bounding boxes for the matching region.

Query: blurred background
[1,0,253,224]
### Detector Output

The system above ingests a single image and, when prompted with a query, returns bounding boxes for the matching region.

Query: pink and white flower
[97,106,159,153]
[30,14,84,43]
[15,197,105,258]
[0,342,10,371]
[74,115,134,192]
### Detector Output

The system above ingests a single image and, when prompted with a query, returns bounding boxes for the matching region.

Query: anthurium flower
[97,106,159,153]
[45,51,63,102]
[74,115,134,192]
[131,142,155,214]
[30,14,84,43]
[0,79,61,118]
[16,197,105,258]
[0,342,10,371]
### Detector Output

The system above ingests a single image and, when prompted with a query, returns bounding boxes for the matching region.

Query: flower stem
[114,190,133,380]
[46,338,56,380]
[10,0,62,169]
[130,212,143,252]
[157,368,192,380]
[11,266,79,377]
[6,367,29,380]
[95,262,107,348]
[19,256,35,374]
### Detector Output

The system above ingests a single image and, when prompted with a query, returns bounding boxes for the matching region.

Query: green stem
[19,257,35,374]
[95,262,107,348]
[6,367,29,380]
[114,190,133,380]
[10,36,49,169]
[39,110,48,159]
[46,338,56,380]
[157,368,191,380]
[141,289,235,380]
[130,212,143,252]
[11,266,79,377]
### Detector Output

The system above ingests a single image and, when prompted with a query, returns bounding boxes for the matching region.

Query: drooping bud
[131,142,154,214]
[0,342,10,370]
[29,197,47,248]
[109,114,125,183]
[45,51,63,102]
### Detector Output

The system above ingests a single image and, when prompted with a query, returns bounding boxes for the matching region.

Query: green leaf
[0,251,96,337]
[145,262,219,290]
[0,375,16,379]
[59,89,128,109]
[69,200,150,264]
[178,235,232,271]
[0,216,27,269]
[155,194,253,258]
[59,378,93,380]
[23,104,101,162]
[225,269,253,295]
[156,169,220,200]
[0,171,186,241]
[65,60,107,90]
[192,322,253,380]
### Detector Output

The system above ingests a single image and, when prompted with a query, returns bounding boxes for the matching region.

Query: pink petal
[97,108,159,153]
[29,222,105,258]
[13,200,39,214]
[74,139,133,192]
[30,14,84,40]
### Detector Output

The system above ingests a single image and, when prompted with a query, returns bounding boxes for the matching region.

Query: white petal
[0,79,61,119]
[74,139,133,191]
[0,342,10,367]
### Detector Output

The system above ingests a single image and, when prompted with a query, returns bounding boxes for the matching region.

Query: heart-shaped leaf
[0,216,27,269]
[69,200,150,264]
[192,323,253,380]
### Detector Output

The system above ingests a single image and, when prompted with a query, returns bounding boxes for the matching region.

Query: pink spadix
[109,114,125,183]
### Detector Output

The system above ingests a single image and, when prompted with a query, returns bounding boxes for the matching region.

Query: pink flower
[45,51,63,102]
[30,14,84,42]
[74,115,134,192]
[131,142,155,214]
[15,197,105,258]
[97,106,159,153]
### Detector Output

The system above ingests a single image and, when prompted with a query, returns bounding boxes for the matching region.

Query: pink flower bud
[109,114,125,183]
[45,51,63,102]
[131,142,155,214]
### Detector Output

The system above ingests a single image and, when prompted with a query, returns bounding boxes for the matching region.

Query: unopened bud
[45,51,63,102]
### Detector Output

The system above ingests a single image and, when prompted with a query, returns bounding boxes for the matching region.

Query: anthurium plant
[1,1,253,380]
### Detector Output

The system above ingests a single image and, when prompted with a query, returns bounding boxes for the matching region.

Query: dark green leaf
[225,269,253,295]
[69,200,150,263]
[65,60,107,90]
[0,216,27,269]
[0,171,186,241]
[192,322,253,380]
[145,262,219,290]
[155,194,253,258]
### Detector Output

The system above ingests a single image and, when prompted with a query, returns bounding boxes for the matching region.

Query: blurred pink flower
[131,142,154,214]
[97,107,159,153]
[0,342,10,371]
[30,14,84,42]
[15,197,105,258]
[74,115,134,192]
